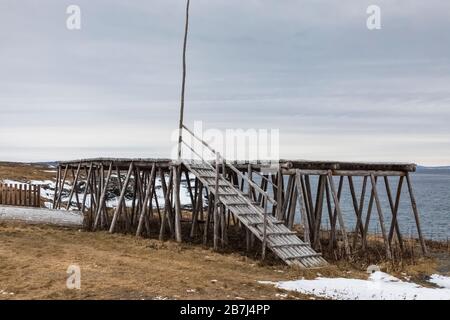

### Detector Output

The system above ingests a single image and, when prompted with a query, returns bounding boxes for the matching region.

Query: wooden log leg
[362,182,375,250]
[190,182,203,238]
[109,163,134,233]
[136,164,156,237]
[287,187,298,229]
[159,168,174,239]
[370,174,392,259]
[184,170,195,210]
[90,170,98,229]
[80,163,93,214]
[129,169,139,230]
[281,175,294,223]
[220,204,227,247]
[55,164,69,209]
[326,176,343,251]
[173,165,183,243]
[406,173,428,255]
[52,166,61,209]
[276,171,284,220]
[153,186,161,223]
[99,166,105,228]
[203,192,213,245]
[348,176,367,247]
[296,172,310,244]
[246,228,251,251]
[324,179,334,245]
[93,163,113,231]
[385,176,405,252]
[304,175,316,236]
[66,163,81,210]
[327,172,351,256]
[312,175,325,249]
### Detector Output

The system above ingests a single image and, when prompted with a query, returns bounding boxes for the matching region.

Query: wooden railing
[0,183,41,207]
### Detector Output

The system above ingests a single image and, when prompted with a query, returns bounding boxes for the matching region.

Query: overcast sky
[1,0,449,165]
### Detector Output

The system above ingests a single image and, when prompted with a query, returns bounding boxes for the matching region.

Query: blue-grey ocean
[290,172,450,241]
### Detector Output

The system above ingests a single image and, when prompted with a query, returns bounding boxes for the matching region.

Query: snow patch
[429,274,450,289]
[259,272,450,300]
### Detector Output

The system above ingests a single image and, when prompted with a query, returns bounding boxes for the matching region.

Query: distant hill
[416,166,450,174]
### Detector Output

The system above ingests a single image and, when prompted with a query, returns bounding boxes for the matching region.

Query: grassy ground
[0,222,330,300]
[0,162,55,183]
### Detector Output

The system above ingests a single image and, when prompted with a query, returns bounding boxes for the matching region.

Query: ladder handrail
[181,125,278,206]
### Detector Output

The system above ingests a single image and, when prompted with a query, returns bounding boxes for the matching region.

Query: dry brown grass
[0,162,55,183]
[0,222,334,300]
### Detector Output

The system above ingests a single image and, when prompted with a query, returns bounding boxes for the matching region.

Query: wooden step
[218,192,240,197]
[248,221,284,227]
[265,231,297,236]
[285,253,322,260]
[270,243,310,248]
[224,202,248,206]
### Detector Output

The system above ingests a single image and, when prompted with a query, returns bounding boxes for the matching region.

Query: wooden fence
[0,183,41,207]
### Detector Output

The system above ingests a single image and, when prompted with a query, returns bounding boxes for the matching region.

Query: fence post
[262,194,268,261]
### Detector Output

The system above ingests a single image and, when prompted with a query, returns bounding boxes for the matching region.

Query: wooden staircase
[183,159,327,268]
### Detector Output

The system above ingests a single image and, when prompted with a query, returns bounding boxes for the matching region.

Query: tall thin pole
[177,0,190,161]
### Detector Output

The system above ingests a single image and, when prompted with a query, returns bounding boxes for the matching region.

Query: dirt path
[0,223,324,300]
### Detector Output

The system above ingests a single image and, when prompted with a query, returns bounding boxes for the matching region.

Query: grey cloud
[0,1,449,164]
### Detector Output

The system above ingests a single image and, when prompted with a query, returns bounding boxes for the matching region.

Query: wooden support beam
[173,165,183,243]
[327,171,351,256]
[80,163,93,214]
[406,173,428,255]
[276,170,283,220]
[55,164,69,209]
[136,163,157,237]
[385,176,404,251]
[159,167,174,240]
[93,163,113,231]
[348,176,367,246]
[295,172,310,244]
[369,174,392,259]
[66,162,82,210]
[52,166,61,209]
[109,162,134,233]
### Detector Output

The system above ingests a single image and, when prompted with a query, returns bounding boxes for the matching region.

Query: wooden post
[406,173,428,255]
[177,0,190,160]
[52,166,61,209]
[348,176,366,245]
[173,165,183,242]
[136,164,156,237]
[370,174,392,259]
[327,171,351,256]
[66,163,81,210]
[213,153,220,250]
[80,163,93,214]
[312,176,325,249]
[159,167,174,240]
[55,164,69,209]
[295,172,310,244]
[203,192,213,245]
[93,163,113,231]
[261,195,268,260]
[190,181,203,238]
[385,176,404,251]
[276,170,283,220]
[109,162,134,233]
